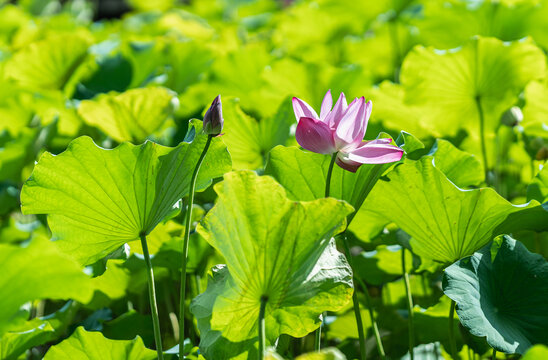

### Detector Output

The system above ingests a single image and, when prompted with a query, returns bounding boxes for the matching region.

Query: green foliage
[443,235,548,354]
[0,238,93,334]
[400,36,545,163]
[222,98,293,169]
[77,87,177,143]
[363,157,548,264]
[265,145,393,221]
[5,33,92,93]
[0,301,78,360]
[528,166,548,203]
[43,327,157,359]
[522,345,548,360]
[21,120,231,264]
[191,171,354,359]
[1,0,548,359]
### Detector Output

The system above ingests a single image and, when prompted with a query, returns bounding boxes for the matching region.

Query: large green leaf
[0,301,79,360]
[21,120,231,265]
[0,238,93,334]
[362,157,548,264]
[87,260,131,309]
[4,33,92,92]
[222,98,293,170]
[328,307,372,342]
[443,235,548,354]
[190,171,354,359]
[400,37,545,162]
[416,1,539,49]
[353,245,413,286]
[43,327,156,360]
[77,87,177,143]
[264,145,393,223]
[367,82,433,139]
[428,139,483,188]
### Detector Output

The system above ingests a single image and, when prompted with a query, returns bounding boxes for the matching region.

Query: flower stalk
[448,299,458,359]
[140,233,164,360]
[402,248,415,360]
[325,153,337,197]
[258,296,268,360]
[340,235,367,360]
[179,134,213,358]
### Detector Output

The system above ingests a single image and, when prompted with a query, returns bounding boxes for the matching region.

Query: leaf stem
[341,234,381,360]
[140,233,164,360]
[314,317,322,352]
[475,95,489,184]
[402,248,414,360]
[258,295,268,360]
[325,153,337,197]
[179,135,213,358]
[448,299,458,359]
[492,348,497,360]
[314,152,338,351]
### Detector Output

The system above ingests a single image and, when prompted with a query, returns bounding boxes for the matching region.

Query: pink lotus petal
[325,92,347,129]
[320,90,333,120]
[295,117,336,154]
[355,100,372,142]
[336,155,362,172]
[334,97,365,148]
[344,139,404,164]
[293,97,319,122]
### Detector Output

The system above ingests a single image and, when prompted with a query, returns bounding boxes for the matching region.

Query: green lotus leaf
[328,307,373,342]
[0,83,34,135]
[165,40,214,93]
[77,87,177,143]
[400,37,545,163]
[75,53,132,98]
[222,98,292,170]
[367,82,433,139]
[527,166,548,203]
[190,171,354,359]
[87,260,131,309]
[43,326,156,360]
[0,301,78,360]
[5,33,92,92]
[21,120,231,265]
[353,245,413,286]
[522,345,548,360]
[342,20,417,81]
[102,310,154,346]
[443,235,548,354]
[265,145,393,223]
[363,157,548,264]
[428,139,483,188]
[417,1,539,49]
[523,80,548,139]
[189,265,263,360]
[1,318,56,360]
[0,238,93,334]
[0,127,38,182]
[413,296,463,351]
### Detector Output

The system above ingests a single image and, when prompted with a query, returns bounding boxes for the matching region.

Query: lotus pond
[0,0,547,359]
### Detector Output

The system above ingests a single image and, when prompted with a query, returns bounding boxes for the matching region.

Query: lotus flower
[293,90,403,172]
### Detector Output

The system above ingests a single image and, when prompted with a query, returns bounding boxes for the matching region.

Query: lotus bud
[203,95,223,135]
[501,106,523,127]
